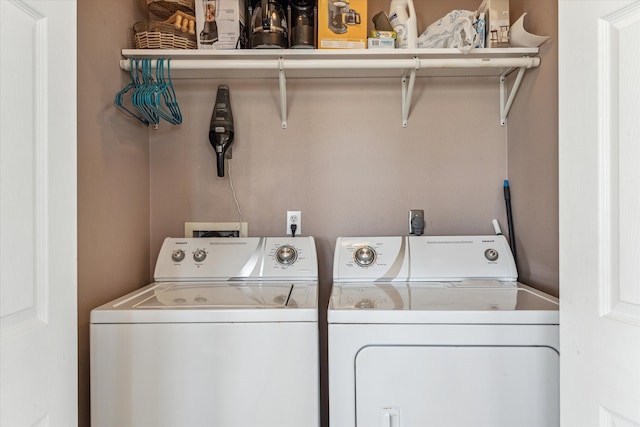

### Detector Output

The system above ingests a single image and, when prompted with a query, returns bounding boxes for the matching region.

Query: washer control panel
[154,237,318,281]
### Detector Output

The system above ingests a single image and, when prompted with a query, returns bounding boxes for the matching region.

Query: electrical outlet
[409,209,425,235]
[286,211,301,236]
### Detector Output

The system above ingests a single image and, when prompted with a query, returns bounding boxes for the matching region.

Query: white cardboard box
[196,0,247,49]
[478,0,509,47]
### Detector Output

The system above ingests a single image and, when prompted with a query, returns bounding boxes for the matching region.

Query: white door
[0,0,77,426]
[559,1,640,426]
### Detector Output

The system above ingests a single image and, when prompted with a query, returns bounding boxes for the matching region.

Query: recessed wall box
[184,222,248,238]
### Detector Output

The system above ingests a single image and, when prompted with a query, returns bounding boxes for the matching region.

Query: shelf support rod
[499,66,527,126]
[278,58,287,129]
[401,57,420,128]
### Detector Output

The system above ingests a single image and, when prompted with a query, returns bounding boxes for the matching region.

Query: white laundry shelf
[120,48,540,127]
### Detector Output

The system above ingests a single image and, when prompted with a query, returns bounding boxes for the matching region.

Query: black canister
[250,0,289,48]
[290,0,316,48]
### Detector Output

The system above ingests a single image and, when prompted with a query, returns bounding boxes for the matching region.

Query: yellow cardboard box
[318,0,368,49]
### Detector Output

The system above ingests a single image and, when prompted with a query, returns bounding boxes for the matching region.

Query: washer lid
[135,282,296,309]
[328,282,558,324]
[90,281,318,324]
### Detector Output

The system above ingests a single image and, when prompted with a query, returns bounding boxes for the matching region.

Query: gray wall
[77,0,150,426]
[77,1,558,426]
[508,0,559,297]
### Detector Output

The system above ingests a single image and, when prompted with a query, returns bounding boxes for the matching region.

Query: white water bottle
[389,0,417,48]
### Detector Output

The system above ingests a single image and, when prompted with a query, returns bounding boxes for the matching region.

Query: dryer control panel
[334,235,517,282]
[333,237,410,282]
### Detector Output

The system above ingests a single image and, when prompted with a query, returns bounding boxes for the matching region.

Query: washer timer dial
[354,246,376,267]
[275,245,298,266]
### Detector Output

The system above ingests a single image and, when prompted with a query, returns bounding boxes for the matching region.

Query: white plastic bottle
[389,0,417,49]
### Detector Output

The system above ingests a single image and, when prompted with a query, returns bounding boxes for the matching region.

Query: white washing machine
[328,235,559,427]
[91,237,319,427]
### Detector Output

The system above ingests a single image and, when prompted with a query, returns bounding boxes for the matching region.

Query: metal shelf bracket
[401,57,420,128]
[278,58,287,129]
[499,66,527,126]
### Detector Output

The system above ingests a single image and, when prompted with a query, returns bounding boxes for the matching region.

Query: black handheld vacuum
[209,85,234,177]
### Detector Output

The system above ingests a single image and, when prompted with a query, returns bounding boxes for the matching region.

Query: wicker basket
[147,0,194,20]
[134,21,197,49]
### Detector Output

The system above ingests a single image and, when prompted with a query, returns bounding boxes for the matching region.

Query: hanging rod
[119,57,540,72]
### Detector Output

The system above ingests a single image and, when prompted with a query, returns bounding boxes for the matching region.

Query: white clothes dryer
[328,235,559,427]
[91,237,319,427]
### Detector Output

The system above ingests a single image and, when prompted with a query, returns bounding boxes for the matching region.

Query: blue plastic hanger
[134,59,159,126]
[162,59,183,124]
[114,58,150,126]
[151,58,181,125]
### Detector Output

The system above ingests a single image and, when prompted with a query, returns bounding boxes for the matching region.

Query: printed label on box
[368,38,395,49]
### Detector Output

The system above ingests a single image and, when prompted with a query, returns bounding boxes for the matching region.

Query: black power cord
[290,223,297,237]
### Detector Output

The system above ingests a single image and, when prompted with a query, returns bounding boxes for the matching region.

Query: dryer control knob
[193,249,207,263]
[276,245,298,265]
[171,249,186,262]
[484,248,499,262]
[354,246,376,267]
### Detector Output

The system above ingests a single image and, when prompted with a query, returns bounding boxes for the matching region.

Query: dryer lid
[328,282,559,324]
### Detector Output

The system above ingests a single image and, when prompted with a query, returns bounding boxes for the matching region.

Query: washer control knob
[484,248,499,262]
[171,249,186,262]
[354,246,376,267]
[276,245,298,265]
[193,249,207,263]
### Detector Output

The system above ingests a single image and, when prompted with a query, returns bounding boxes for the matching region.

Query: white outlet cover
[286,211,301,235]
